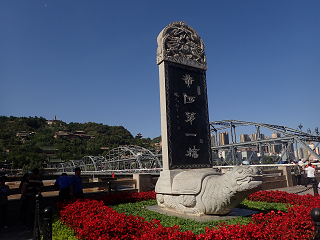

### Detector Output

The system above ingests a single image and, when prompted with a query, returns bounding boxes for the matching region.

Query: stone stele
[155,22,262,216]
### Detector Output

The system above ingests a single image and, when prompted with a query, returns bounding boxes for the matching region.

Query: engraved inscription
[183,93,196,104]
[182,74,194,88]
[174,92,180,112]
[163,63,212,169]
[185,133,197,137]
[197,86,201,95]
[185,112,196,125]
[185,146,200,158]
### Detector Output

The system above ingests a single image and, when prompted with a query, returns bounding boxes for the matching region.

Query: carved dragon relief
[157,21,207,70]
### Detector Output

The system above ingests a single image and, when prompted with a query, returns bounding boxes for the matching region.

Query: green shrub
[238,199,292,213]
[111,200,253,235]
[52,198,291,237]
[52,215,77,240]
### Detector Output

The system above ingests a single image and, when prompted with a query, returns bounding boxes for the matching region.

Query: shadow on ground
[0,226,33,240]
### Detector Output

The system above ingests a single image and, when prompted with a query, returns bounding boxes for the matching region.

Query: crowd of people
[0,167,83,229]
[293,160,318,187]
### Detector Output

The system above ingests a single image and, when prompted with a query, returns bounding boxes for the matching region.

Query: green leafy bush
[111,199,289,235]
[52,215,77,240]
[238,198,292,213]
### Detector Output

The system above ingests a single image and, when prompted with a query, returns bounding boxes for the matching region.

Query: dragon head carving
[225,166,262,193]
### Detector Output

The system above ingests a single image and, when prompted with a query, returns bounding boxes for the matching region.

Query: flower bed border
[58,190,317,239]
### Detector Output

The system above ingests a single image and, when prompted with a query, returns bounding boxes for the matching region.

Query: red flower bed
[94,190,156,205]
[248,190,320,207]
[59,199,195,239]
[200,206,313,239]
[58,190,317,240]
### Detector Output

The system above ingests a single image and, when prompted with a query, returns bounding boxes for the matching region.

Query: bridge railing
[6,163,320,199]
[7,178,137,199]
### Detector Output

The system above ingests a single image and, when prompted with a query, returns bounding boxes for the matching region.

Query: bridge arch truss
[210,120,320,165]
[57,146,162,173]
[104,146,162,171]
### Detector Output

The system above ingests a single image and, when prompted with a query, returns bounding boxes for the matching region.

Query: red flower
[57,190,316,239]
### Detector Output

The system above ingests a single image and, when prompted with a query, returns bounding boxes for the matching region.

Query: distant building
[249,133,264,141]
[250,133,257,141]
[272,132,281,138]
[263,136,270,152]
[270,132,282,153]
[54,131,94,140]
[298,147,304,160]
[219,150,233,160]
[16,131,35,143]
[240,134,250,143]
[304,142,319,161]
[218,132,229,146]
[47,115,61,125]
[41,146,61,168]
[288,142,294,153]
[46,158,62,169]
[16,131,34,137]
[241,150,259,162]
[211,133,216,146]
[41,146,58,156]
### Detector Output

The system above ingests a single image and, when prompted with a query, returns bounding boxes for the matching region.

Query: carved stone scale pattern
[157,21,207,70]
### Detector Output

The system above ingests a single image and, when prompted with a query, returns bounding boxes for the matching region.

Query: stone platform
[146,205,257,222]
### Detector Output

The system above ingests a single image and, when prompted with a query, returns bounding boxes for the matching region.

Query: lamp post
[43,207,54,240]
[311,208,320,240]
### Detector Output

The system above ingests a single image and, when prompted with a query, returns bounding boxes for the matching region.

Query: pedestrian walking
[27,168,43,229]
[55,173,71,202]
[294,161,302,186]
[70,167,83,199]
[18,173,29,226]
[304,163,316,187]
[0,176,10,229]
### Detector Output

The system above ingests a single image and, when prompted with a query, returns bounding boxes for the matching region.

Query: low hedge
[56,190,317,239]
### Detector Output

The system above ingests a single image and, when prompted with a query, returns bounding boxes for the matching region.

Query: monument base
[154,169,185,194]
[146,205,258,222]
[155,166,262,216]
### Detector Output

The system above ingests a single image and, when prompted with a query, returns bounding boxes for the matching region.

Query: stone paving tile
[0,226,33,240]
[270,185,316,195]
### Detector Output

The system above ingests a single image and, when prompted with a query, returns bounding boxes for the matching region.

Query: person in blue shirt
[70,167,83,199]
[0,176,10,229]
[55,173,71,202]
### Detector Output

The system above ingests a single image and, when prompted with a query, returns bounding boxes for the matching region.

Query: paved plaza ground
[0,185,317,240]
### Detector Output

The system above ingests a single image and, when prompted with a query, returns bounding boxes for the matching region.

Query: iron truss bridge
[210,120,320,165]
[57,120,320,173]
[57,146,163,174]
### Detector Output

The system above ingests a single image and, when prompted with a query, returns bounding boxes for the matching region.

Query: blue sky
[1,1,319,140]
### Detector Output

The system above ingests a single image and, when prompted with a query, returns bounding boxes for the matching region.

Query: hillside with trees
[0,116,160,170]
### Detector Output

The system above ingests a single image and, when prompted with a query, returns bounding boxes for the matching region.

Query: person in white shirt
[304,163,316,187]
